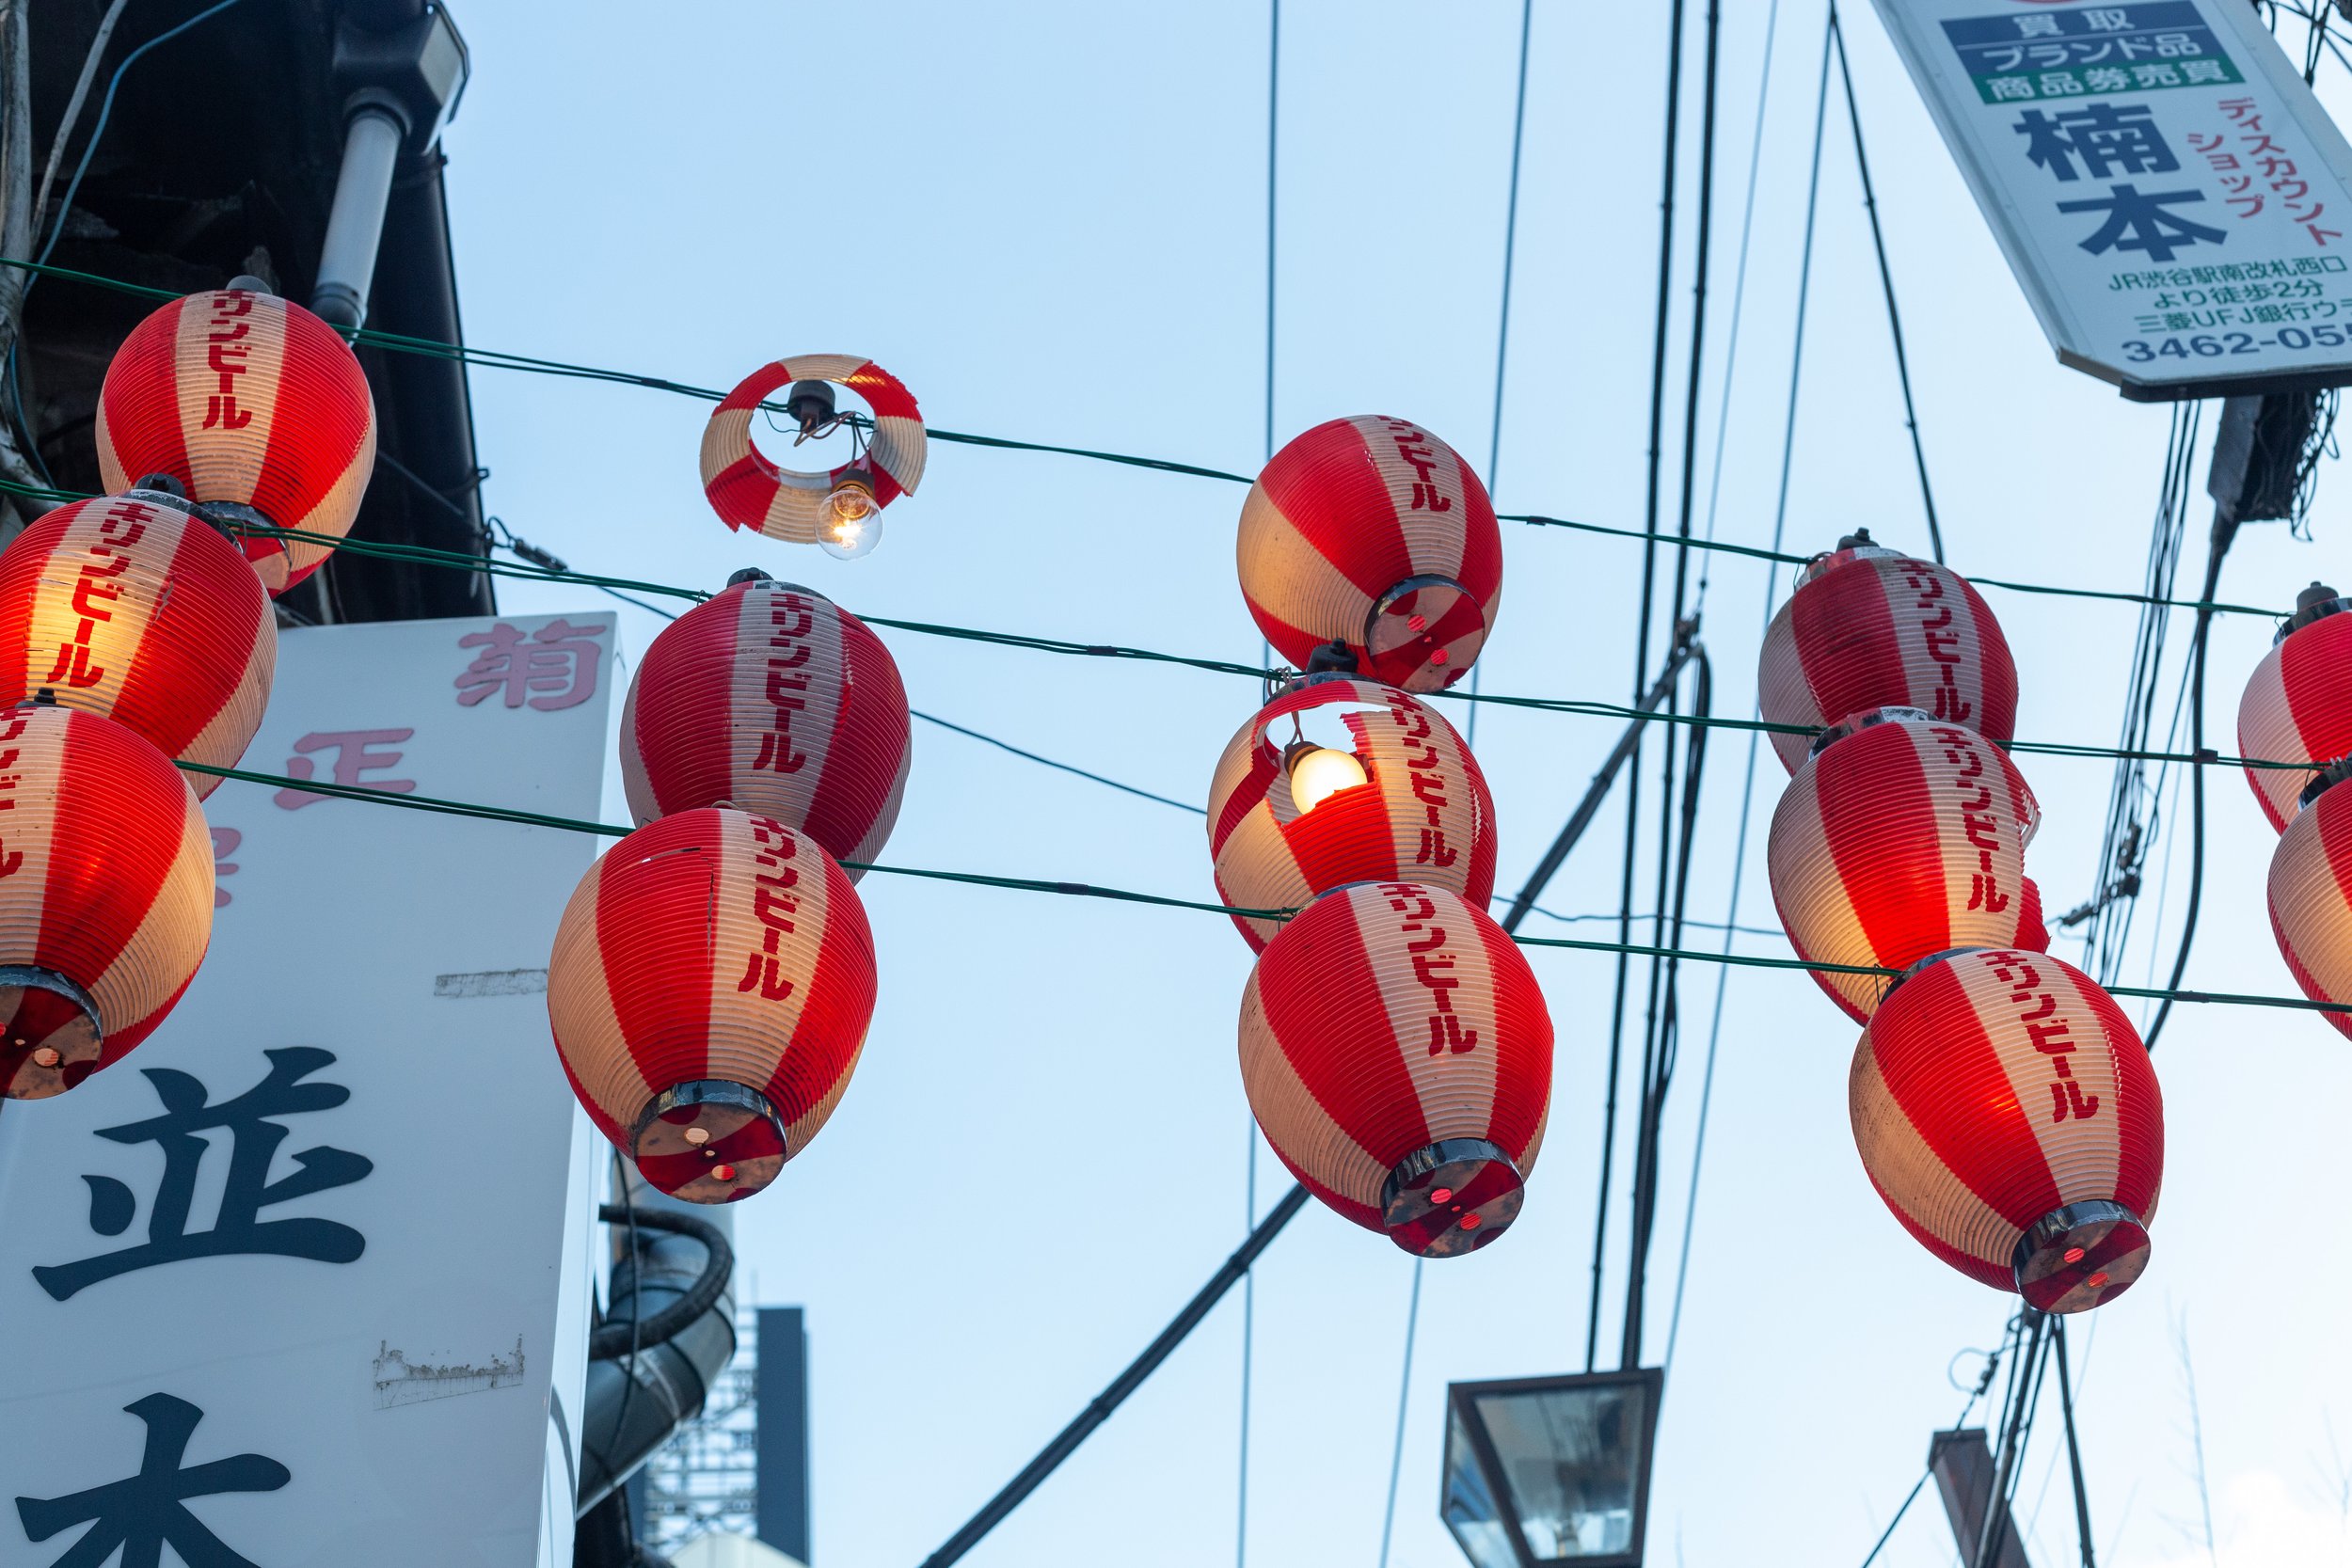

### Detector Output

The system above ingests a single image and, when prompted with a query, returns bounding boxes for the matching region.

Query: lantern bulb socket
[727,567,774,588]
[786,379,838,436]
[1283,742,1368,815]
[818,475,882,560]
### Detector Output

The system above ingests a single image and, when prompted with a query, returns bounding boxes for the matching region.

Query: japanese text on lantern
[1380,882,1478,1058]
[1932,724,2010,916]
[0,709,31,878]
[1902,563,1975,725]
[45,499,159,691]
[1979,951,2103,1124]
[753,594,815,775]
[200,291,256,432]
[1378,418,1454,515]
[1382,701,1458,873]
[737,817,801,1002]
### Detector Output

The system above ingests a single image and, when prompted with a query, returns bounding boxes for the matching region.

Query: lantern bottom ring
[1807,705,1937,762]
[2011,1199,2150,1314]
[630,1080,788,1206]
[1364,574,1484,692]
[0,964,103,1101]
[1380,1137,1523,1259]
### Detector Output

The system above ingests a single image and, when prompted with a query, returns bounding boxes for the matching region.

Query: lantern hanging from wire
[2238,581,2352,833]
[700,356,926,560]
[1240,880,1550,1257]
[1850,948,2161,1314]
[1769,708,2044,1022]
[1756,531,2017,774]
[95,282,376,596]
[620,573,911,874]
[1207,672,1496,951]
[0,705,214,1100]
[1237,416,1502,692]
[2265,764,2352,1040]
[0,491,274,799]
[547,808,877,1203]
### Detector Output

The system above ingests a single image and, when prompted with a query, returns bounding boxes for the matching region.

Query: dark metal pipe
[575,1201,737,1515]
[918,1184,1311,1568]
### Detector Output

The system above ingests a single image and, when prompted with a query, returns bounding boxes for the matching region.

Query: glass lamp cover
[1443,1371,1660,1567]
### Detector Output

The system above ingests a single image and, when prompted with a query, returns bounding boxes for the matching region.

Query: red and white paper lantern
[1240,880,1550,1256]
[95,286,376,595]
[1207,676,1496,951]
[2265,773,2352,1039]
[1770,709,2044,1021]
[547,808,877,1203]
[699,356,926,549]
[1851,948,2162,1313]
[2238,585,2352,833]
[0,492,273,798]
[621,578,910,873]
[0,705,214,1099]
[1758,542,2017,774]
[1237,417,1502,692]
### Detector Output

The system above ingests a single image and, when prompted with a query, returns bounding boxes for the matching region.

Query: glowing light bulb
[1286,744,1368,814]
[818,474,882,560]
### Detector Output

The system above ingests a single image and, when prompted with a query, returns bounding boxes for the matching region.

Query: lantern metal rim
[1364,573,1481,686]
[2298,754,2352,810]
[2011,1198,2150,1314]
[0,964,104,1101]
[630,1079,789,1205]
[1796,538,1903,588]
[2280,582,2350,643]
[1805,704,1939,760]
[1381,1137,1523,1258]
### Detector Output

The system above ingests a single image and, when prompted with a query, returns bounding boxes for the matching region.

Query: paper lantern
[95,286,376,595]
[0,705,214,1100]
[621,577,910,874]
[699,356,926,556]
[1240,881,1550,1256]
[1769,709,2042,1022]
[1237,416,1502,692]
[547,808,877,1203]
[0,493,273,799]
[1757,541,2017,774]
[2265,771,2352,1039]
[2238,583,2352,833]
[1851,948,2161,1313]
[1207,675,1496,951]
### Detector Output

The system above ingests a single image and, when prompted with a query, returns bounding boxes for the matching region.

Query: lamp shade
[699,356,926,545]
[1207,676,1496,951]
[0,493,274,799]
[1769,710,2043,1022]
[2265,776,2352,1038]
[1757,546,2017,774]
[1240,881,1550,1257]
[1851,948,2162,1313]
[547,808,877,1204]
[620,578,910,874]
[1237,416,1502,692]
[0,705,214,1100]
[95,286,376,595]
[2238,592,2352,833]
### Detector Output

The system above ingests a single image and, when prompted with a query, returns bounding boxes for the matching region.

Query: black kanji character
[15,1393,290,1568]
[2057,183,2228,262]
[2014,103,2181,182]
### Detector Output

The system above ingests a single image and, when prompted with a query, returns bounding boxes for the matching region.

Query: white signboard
[0,610,617,1568]
[1872,0,2352,399]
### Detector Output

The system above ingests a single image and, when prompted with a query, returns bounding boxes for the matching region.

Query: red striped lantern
[699,356,926,556]
[1240,881,1550,1256]
[1757,539,2017,774]
[2238,584,2352,833]
[547,808,877,1203]
[1237,417,1502,692]
[0,493,273,799]
[95,287,376,595]
[1851,948,2162,1313]
[1207,676,1496,952]
[2265,770,2352,1039]
[621,578,911,873]
[0,705,214,1099]
[1769,709,2042,1021]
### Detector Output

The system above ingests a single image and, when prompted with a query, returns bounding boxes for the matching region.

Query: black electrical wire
[2145,518,2237,1053]
[1829,2,1945,564]
[2054,1316,2098,1568]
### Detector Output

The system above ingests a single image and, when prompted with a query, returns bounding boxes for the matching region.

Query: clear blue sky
[456,3,2352,1564]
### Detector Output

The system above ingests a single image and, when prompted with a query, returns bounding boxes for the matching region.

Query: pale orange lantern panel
[0,493,274,798]
[95,287,376,595]
[620,577,911,873]
[1240,881,1550,1257]
[547,808,877,1204]
[2265,772,2352,1039]
[1769,709,2042,1022]
[0,705,215,1099]
[1207,675,1497,951]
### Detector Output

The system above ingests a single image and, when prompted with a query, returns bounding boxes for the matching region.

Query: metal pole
[918,1185,1311,1568]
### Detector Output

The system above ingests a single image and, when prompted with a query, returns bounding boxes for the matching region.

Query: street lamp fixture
[1441,1368,1663,1568]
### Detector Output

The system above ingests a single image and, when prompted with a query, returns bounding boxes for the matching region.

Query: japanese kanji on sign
[1871,0,2352,398]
